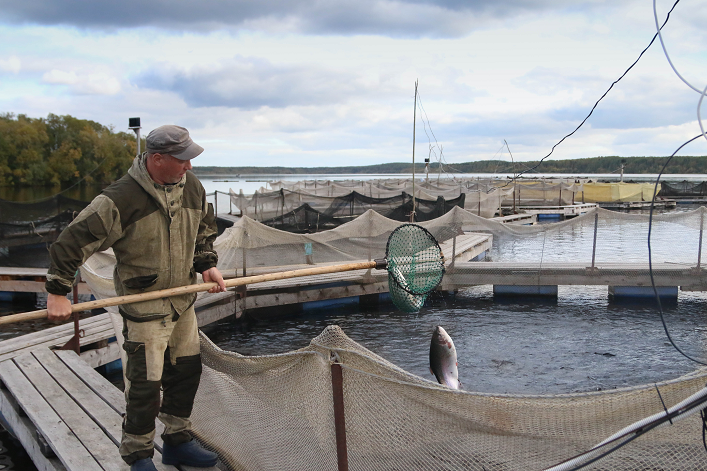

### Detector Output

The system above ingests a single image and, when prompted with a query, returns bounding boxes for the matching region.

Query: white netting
[192,325,707,471]
[80,205,707,305]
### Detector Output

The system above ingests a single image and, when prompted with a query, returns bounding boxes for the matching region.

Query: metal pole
[411,80,418,223]
[331,359,349,471]
[591,211,599,269]
[136,128,141,156]
[214,191,218,216]
[698,210,704,269]
[71,284,80,355]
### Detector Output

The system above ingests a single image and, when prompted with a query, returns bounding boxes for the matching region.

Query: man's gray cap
[145,125,204,160]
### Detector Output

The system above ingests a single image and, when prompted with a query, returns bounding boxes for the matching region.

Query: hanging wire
[643,0,707,366]
[647,134,706,365]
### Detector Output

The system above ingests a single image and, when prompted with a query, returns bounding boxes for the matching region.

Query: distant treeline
[0,113,139,186]
[194,156,706,176]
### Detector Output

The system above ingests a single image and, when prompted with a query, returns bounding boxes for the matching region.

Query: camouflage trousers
[118,306,202,465]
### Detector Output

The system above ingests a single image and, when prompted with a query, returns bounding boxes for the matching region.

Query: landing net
[386,224,444,313]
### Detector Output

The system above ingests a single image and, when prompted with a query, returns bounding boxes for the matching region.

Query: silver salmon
[429,325,461,389]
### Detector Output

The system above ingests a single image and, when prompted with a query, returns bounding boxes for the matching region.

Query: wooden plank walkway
[0,266,91,294]
[0,313,118,367]
[0,348,221,471]
[442,261,707,290]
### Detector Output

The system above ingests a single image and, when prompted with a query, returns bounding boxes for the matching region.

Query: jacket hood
[128,153,187,215]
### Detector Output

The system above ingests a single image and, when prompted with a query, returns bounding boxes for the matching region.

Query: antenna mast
[411,80,418,222]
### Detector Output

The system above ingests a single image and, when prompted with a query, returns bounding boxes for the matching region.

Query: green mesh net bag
[384,224,445,313]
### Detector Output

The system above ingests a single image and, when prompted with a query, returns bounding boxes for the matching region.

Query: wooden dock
[442,261,707,291]
[517,203,597,218]
[0,347,220,470]
[0,312,118,367]
[0,267,91,294]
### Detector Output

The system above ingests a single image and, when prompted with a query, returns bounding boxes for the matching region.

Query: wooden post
[242,247,247,277]
[214,191,218,216]
[331,358,349,471]
[451,235,457,268]
[60,277,82,355]
[591,211,599,269]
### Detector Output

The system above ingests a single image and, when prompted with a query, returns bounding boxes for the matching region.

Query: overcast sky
[0,0,706,168]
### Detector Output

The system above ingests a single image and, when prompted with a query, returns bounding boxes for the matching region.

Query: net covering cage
[659,181,707,197]
[81,205,707,305]
[190,325,707,471]
[0,195,88,256]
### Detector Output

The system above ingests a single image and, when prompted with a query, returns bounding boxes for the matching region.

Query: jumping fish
[429,326,461,389]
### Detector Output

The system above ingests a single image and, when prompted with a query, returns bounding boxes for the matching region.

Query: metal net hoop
[385,224,445,312]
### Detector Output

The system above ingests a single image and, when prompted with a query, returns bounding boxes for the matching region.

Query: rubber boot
[162,439,218,467]
[131,457,158,471]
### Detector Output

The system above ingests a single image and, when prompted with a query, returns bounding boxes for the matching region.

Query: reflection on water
[203,285,707,395]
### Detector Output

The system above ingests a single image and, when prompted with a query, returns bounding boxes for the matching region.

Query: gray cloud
[136,57,375,109]
[0,0,601,37]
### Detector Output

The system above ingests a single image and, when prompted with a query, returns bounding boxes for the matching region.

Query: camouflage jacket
[46,154,218,322]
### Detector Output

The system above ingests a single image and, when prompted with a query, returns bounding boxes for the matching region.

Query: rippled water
[203,285,707,395]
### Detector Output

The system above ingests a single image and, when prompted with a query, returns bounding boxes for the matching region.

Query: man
[46,125,227,471]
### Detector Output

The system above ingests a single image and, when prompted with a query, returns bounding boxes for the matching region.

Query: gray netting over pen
[230,188,472,224]
[259,203,344,233]
[0,195,88,253]
[659,181,707,197]
[0,195,88,223]
[81,205,707,301]
[191,325,707,471]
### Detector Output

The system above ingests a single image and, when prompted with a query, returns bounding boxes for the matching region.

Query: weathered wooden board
[54,350,219,471]
[13,352,125,470]
[0,358,102,470]
[0,316,116,363]
[442,261,707,290]
[32,349,123,445]
[0,384,66,471]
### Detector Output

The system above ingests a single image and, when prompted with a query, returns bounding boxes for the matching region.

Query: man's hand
[202,267,226,293]
[47,293,73,322]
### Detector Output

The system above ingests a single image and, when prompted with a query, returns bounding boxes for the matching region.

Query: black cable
[647,134,707,366]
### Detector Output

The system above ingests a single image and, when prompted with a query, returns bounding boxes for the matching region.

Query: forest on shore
[1,113,705,187]
[0,113,138,186]
[194,155,706,176]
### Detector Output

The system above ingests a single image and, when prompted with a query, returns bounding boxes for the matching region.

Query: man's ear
[151,153,164,166]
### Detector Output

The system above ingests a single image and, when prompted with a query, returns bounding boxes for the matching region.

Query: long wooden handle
[0,261,380,326]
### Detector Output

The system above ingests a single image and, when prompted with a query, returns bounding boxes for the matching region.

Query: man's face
[154,153,193,184]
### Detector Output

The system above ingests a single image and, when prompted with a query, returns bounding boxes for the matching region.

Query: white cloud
[0,0,705,168]
[42,69,121,95]
[0,55,21,74]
